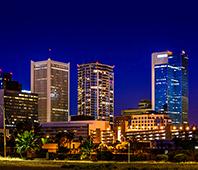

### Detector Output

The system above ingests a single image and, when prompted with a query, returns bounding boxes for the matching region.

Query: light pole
[0,104,6,158]
[128,141,130,163]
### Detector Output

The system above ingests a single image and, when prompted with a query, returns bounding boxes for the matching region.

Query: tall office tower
[31,59,70,123]
[77,62,114,126]
[152,51,188,125]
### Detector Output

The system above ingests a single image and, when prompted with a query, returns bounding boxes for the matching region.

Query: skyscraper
[31,58,70,123]
[152,51,188,125]
[77,62,114,125]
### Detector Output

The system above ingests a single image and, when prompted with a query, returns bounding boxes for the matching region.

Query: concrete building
[115,111,172,142]
[138,99,151,109]
[125,125,197,143]
[77,62,114,126]
[31,59,70,123]
[127,113,171,131]
[41,120,114,144]
[121,100,152,116]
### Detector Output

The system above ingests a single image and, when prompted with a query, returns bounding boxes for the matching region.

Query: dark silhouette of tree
[80,136,94,160]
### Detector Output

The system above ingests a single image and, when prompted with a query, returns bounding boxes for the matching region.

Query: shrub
[97,151,113,161]
[155,154,168,162]
[174,153,188,162]
[131,153,150,161]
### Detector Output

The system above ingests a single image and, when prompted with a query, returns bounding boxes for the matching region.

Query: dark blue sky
[0,1,198,124]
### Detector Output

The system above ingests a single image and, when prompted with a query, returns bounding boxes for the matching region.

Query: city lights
[0,1,196,168]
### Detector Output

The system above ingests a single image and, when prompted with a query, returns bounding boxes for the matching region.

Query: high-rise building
[77,62,114,125]
[0,89,38,128]
[152,51,188,125]
[0,71,21,91]
[31,58,70,123]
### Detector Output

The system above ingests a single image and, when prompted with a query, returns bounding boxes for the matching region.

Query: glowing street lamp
[128,142,130,163]
[0,105,6,158]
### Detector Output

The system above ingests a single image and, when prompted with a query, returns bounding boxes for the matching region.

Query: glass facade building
[31,59,70,123]
[152,51,188,125]
[77,62,114,125]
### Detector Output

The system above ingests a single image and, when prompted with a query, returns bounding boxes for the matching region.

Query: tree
[14,120,42,136]
[80,136,94,160]
[96,143,113,161]
[55,130,75,153]
[15,130,40,159]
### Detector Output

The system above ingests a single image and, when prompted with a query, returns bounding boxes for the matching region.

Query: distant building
[0,89,38,128]
[138,99,151,109]
[77,62,114,126]
[152,51,188,125]
[41,120,114,144]
[125,124,197,143]
[70,115,95,121]
[114,111,172,142]
[121,100,152,116]
[114,115,130,142]
[31,59,70,123]
[125,112,172,142]
[0,71,12,89]
[0,71,21,91]
[127,112,171,131]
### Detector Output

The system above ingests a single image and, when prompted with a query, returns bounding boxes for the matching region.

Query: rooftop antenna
[48,48,52,59]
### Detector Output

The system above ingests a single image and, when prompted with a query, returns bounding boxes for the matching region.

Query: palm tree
[65,130,75,151]
[15,130,39,159]
[56,130,75,153]
[80,136,94,160]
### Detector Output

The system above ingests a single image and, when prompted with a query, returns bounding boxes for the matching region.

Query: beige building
[73,120,114,144]
[41,120,114,144]
[31,58,70,123]
[128,113,171,131]
[125,113,172,141]
[115,112,172,142]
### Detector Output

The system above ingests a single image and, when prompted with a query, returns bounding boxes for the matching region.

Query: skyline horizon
[0,0,197,124]
[0,49,192,121]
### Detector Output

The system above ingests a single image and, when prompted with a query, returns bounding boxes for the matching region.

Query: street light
[0,104,6,158]
[128,141,130,163]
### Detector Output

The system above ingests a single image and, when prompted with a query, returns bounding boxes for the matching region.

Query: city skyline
[0,1,198,124]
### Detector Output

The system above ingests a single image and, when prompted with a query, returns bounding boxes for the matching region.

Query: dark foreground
[1,159,198,170]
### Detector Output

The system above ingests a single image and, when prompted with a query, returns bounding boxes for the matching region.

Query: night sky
[0,1,197,124]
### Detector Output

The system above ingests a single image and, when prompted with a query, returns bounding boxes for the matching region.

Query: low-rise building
[0,89,38,128]
[121,100,152,116]
[115,111,172,142]
[41,120,114,144]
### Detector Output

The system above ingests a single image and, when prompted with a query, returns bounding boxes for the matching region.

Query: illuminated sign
[157,54,168,58]
[117,126,121,142]
[22,90,31,93]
